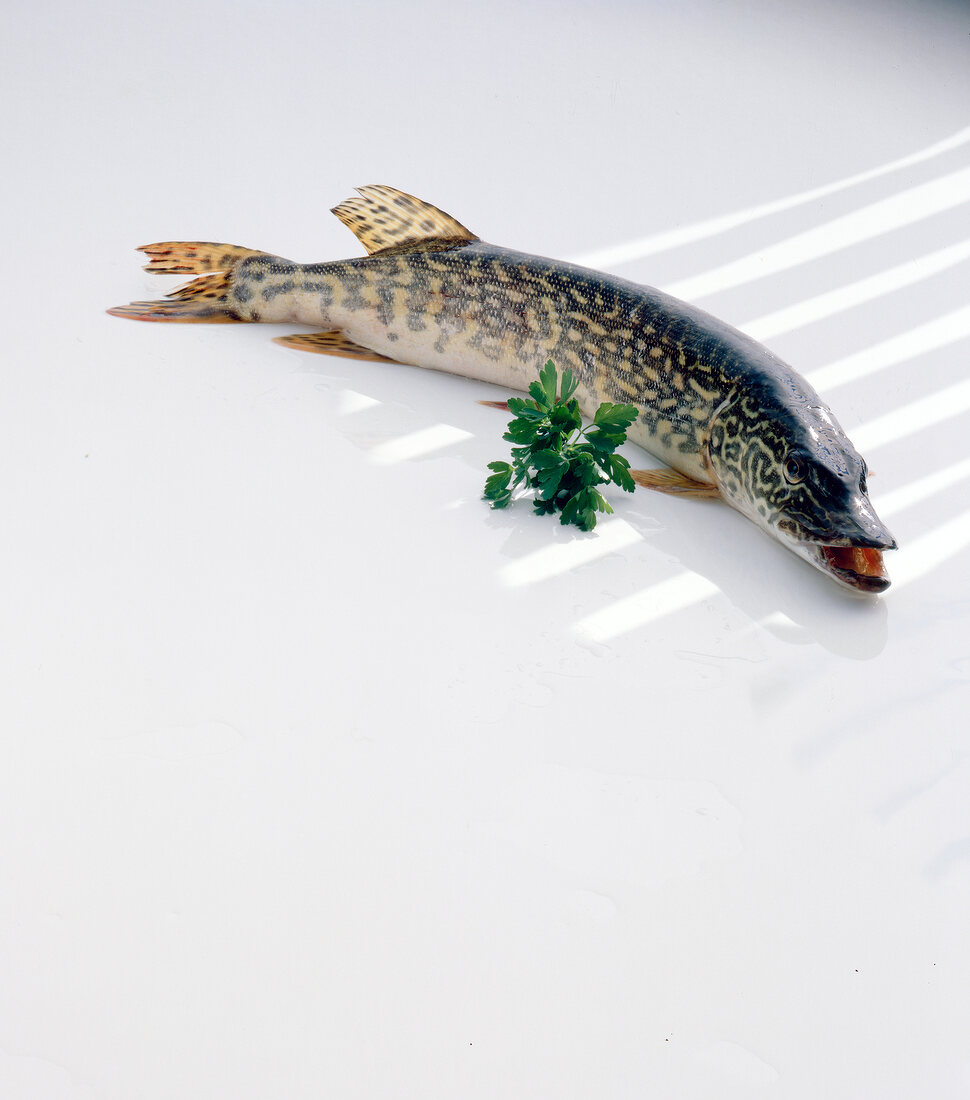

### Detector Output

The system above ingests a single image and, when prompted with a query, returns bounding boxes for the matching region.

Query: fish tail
[108,241,262,323]
[137,242,260,275]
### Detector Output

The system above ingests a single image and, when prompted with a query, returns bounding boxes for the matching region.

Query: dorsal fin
[331,185,478,256]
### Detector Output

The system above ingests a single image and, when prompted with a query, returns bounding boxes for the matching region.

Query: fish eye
[783,451,807,484]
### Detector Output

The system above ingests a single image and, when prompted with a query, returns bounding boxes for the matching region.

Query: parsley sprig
[483,360,638,532]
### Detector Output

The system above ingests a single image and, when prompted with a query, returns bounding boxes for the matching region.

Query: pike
[109,185,896,593]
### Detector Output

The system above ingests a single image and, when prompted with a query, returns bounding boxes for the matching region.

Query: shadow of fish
[109,185,896,593]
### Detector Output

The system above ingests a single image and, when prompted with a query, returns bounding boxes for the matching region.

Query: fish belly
[337,311,553,394]
[256,254,714,484]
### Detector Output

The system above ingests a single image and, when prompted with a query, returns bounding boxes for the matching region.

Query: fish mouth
[814,544,891,593]
[774,510,896,593]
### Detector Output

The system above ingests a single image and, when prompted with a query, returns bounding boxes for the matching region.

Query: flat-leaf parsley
[483,360,638,532]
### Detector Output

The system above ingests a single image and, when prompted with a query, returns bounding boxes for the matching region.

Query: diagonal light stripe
[806,306,970,393]
[743,241,970,342]
[499,518,643,587]
[663,167,970,302]
[573,453,970,636]
[369,424,473,465]
[575,573,720,642]
[852,379,970,452]
[888,510,970,590]
[570,127,970,270]
[875,458,970,519]
[337,388,382,415]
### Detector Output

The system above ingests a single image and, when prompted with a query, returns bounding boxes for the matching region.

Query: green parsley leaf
[593,402,639,430]
[483,460,514,508]
[482,360,639,532]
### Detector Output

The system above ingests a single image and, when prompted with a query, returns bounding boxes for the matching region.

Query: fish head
[707,394,897,593]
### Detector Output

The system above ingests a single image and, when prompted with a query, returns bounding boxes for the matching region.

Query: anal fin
[273,330,399,363]
[631,467,720,499]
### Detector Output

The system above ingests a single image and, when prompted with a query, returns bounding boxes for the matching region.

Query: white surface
[2,2,970,1097]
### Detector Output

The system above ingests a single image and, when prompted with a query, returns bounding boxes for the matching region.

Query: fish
[109,184,897,593]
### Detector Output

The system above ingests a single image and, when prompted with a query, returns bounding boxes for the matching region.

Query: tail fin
[137,241,259,275]
[108,241,261,323]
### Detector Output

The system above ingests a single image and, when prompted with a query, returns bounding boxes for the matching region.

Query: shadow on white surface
[559,132,969,643]
[312,127,969,649]
[571,125,970,269]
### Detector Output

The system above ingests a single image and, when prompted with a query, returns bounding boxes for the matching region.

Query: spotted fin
[273,330,399,363]
[631,468,720,498]
[106,299,242,323]
[331,185,478,256]
[108,266,245,322]
[138,241,261,274]
[108,241,264,322]
[167,272,233,301]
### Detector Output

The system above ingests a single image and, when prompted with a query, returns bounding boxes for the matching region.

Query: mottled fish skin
[228,243,764,481]
[109,186,898,593]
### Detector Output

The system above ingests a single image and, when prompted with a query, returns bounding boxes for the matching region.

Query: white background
[2,1,969,1097]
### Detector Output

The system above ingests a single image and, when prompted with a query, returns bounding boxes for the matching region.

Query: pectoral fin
[631,468,720,499]
[273,331,399,363]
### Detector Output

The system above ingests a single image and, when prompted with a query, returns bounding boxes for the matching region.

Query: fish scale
[109,185,896,593]
[232,244,744,482]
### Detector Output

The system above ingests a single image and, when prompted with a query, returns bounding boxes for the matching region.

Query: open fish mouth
[815,544,891,593]
[775,513,896,593]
